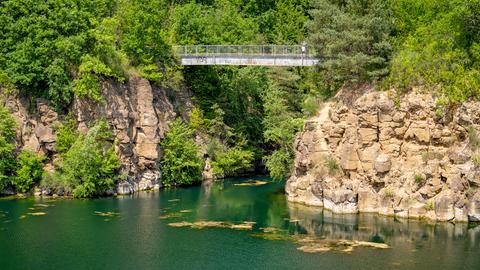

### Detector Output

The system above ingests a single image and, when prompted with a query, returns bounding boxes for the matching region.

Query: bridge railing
[172,45,317,58]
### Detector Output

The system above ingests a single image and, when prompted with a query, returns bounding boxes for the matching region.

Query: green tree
[308,0,393,85]
[389,0,480,104]
[53,114,78,153]
[160,119,203,186]
[0,105,17,191]
[0,0,115,107]
[13,151,45,193]
[57,120,120,197]
[262,69,304,180]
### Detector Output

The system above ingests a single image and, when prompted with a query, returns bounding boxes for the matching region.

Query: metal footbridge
[173,45,318,66]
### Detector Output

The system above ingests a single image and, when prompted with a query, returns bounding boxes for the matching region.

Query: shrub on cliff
[13,151,45,193]
[0,105,17,192]
[160,119,203,187]
[53,120,121,198]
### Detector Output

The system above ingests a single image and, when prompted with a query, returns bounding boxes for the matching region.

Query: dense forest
[0,0,479,196]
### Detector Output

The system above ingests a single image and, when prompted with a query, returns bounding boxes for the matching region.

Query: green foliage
[199,104,254,178]
[384,188,395,198]
[73,55,124,101]
[0,105,17,191]
[325,156,340,175]
[160,119,203,187]
[13,151,44,193]
[0,0,115,107]
[308,0,393,84]
[414,174,425,185]
[117,0,173,80]
[211,145,254,177]
[262,69,304,180]
[389,0,480,103]
[472,154,480,167]
[189,107,207,130]
[264,149,293,181]
[53,120,120,197]
[424,200,435,211]
[54,114,78,153]
[171,1,259,45]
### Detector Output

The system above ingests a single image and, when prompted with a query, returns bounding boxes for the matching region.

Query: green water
[0,177,479,270]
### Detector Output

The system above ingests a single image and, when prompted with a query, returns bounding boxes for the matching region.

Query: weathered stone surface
[468,192,480,222]
[358,188,377,212]
[374,154,391,173]
[117,181,134,195]
[287,89,480,222]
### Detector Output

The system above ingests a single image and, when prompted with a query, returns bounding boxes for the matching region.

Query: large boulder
[374,154,391,173]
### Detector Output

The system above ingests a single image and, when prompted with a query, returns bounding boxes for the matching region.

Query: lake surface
[0,177,479,270]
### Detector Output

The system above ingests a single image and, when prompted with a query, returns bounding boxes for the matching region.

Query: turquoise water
[0,177,479,270]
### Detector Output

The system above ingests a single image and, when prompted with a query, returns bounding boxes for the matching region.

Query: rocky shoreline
[286,89,480,222]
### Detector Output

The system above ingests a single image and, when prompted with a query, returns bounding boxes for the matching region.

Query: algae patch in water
[168,220,256,230]
[28,212,47,216]
[168,199,180,202]
[179,209,192,213]
[233,180,269,187]
[295,236,389,253]
[34,204,52,208]
[94,211,120,217]
[251,227,292,241]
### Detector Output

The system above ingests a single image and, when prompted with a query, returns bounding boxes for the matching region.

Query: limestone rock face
[287,90,480,222]
[4,76,193,194]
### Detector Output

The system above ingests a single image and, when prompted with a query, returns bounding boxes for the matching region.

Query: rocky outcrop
[4,77,193,194]
[286,89,480,222]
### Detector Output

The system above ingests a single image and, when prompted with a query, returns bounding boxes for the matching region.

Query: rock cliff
[4,77,193,194]
[286,89,480,222]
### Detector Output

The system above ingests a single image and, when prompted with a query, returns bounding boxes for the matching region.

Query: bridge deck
[173,45,319,66]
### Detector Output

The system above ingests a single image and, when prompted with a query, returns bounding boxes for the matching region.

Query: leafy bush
[211,145,254,177]
[0,105,17,191]
[389,0,480,104]
[13,151,45,193]
[0,0,115,107]
[262,73,304,180]
[54,120,120,197]
[160,119,203,187]
[264,149,293,181]
[53,114,78,153]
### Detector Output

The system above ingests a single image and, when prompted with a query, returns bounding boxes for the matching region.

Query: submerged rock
[167,220,255,230]
[94,211,120,217]
[233,180,269,187]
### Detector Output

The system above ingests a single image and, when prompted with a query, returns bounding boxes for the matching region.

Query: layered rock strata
[4,77,192,194]
[286,90,480,222]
